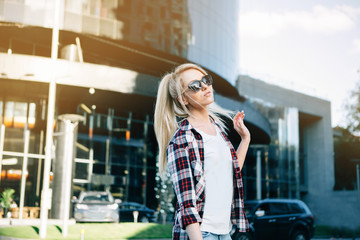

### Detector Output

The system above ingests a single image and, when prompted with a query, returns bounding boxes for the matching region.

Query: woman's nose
[201,82,208,90]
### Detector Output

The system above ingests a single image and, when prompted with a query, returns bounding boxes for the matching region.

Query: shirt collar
[178,118,192,131]
[178,115,218,132]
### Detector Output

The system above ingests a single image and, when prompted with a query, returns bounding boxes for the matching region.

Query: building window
[4,101,36,129]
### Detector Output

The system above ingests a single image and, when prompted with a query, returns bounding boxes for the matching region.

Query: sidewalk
[0,237,172,240]
[0,218,76,227]
[0,219,171,240]
[0,218,76,240]
[0,237,36,240]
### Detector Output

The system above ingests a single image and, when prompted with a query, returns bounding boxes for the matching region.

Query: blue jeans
[201,231,232,240]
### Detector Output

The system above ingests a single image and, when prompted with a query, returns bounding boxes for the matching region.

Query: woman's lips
[204,91,212,97]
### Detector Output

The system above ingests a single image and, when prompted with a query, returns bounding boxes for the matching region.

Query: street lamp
[351,158,360,208]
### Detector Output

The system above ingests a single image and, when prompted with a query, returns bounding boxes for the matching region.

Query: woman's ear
[177,94,189,106]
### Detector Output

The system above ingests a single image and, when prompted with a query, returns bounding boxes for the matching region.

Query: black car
[118,202,156,223]
[232,199,315,240]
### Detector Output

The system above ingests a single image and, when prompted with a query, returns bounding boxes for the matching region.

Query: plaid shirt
[167,118,249,240]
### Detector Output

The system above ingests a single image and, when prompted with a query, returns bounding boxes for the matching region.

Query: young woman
[154,63,249,240]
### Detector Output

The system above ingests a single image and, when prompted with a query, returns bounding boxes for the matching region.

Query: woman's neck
[187,110,217,135]
[187,109,211,128]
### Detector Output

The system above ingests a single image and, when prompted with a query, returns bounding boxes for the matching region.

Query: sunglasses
[187,75,213,92]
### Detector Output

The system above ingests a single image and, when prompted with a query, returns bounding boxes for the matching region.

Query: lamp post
[357,164,360,207]
[39,0,60,238]
[351,159,360,208]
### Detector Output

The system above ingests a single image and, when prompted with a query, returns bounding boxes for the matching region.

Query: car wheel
[232,232,252,240]
[140,216,149,223]
[291,230,308,240]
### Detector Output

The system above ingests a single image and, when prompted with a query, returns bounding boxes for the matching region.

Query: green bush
[315,225,360,237]
[0,188,15,209]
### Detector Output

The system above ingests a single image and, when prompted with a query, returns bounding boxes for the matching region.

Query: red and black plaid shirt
[167,118,248,240]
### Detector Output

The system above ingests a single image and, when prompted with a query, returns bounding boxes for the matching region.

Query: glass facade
[0,97,47,208]
[0,0,240,83]
[187,0,240,83]
[0,84,159,211]
[243,102,300,200]
[74,107,156,205]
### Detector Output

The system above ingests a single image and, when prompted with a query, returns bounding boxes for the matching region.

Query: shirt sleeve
[167,141,202,230]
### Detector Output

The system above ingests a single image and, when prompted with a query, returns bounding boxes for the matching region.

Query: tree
[333,127,360,190]
[337,72,360,190]
[345,81,360,136]
[154,159,175,223]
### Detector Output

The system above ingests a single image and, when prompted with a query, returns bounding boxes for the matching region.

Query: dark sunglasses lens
[188,81,201,92]
[203,75,213,85]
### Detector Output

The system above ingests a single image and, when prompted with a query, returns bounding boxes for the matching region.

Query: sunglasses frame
[187,75,213,92]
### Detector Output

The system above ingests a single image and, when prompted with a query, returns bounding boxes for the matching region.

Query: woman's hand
[233,111,250,142]
[233,111,250,170]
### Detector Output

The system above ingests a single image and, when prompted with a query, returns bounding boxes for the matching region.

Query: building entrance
[0,98,47,219]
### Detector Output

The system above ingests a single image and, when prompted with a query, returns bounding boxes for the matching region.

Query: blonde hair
[154,63,232,177]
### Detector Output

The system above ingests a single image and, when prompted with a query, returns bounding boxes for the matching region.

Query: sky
[238,0,360,127]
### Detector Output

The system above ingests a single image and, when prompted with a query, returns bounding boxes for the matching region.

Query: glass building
[236,75,350,228]
[243,104,300,200]
[0,0,271,217]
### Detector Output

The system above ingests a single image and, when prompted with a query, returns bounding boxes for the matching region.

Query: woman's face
[180,68,214,110]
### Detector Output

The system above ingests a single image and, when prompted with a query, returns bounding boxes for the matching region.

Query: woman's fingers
[234,111,245,125]
[232,111,250,141]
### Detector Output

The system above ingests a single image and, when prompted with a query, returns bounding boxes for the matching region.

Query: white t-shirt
[197,126,234,234]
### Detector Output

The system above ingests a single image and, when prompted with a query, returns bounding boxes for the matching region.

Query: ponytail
[154,74,180,177]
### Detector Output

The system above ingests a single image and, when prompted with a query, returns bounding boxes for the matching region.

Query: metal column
[0,124,5,185]
[125,112,132,202]
[105,108,114,191]
[357,164,360,208]
[142,115,149,206]
[256,150,262,200]
[19,130,30,219]
[51,114,84,237]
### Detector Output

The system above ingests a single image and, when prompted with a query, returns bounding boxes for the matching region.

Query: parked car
[118,202,156,223]
[232,199,315,240]
[73,191,119,223]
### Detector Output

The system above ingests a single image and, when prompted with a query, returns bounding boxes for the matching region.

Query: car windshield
[245,202,258,215]
[81,193,111,203]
